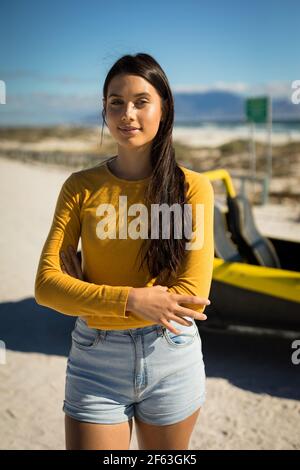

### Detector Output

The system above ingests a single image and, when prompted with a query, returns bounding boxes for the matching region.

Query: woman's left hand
[60,245,84,280]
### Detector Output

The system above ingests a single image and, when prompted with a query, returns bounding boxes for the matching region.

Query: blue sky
[0,0,299,124]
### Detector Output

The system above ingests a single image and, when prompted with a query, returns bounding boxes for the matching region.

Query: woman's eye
[110,100,148,106]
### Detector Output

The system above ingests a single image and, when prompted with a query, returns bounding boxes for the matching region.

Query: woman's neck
[110,153,152,181]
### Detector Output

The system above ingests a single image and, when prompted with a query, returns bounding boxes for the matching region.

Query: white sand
[0,138,96,153]
[0,157,299,450]
[253,204,300,242]
[173,125,300,148]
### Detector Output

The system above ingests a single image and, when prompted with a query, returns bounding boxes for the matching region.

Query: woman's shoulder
[178,164,213,197]
[62,157,114,192]
[71,157,112,181]
[59,157,113,203]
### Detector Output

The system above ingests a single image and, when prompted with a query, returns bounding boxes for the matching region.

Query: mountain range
[173,91,300,122]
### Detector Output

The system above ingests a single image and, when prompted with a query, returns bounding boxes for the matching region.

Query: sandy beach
[0,156,299,450]
[173,124,300,148]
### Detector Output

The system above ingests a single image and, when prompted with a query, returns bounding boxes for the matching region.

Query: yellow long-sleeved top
[34,157,214,329]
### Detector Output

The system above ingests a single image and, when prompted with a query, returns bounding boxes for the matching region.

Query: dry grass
[1,125,299,202]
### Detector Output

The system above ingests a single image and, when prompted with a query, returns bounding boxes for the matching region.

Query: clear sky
[0,0,299,124]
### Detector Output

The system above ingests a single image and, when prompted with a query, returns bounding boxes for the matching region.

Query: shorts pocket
[162,318,198,348]
[71,317,101,351]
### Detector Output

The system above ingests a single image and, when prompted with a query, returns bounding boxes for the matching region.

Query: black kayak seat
[226,194,281,268]
[214,202,243,262]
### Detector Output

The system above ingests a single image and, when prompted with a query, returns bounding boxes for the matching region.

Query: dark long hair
[101,53,192,282]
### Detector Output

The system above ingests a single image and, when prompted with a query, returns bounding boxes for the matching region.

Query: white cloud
[1,70,98,84]
[246,81,294,99]
[172,80,294,98]
[172,81,249,94]
[7,92,100,110]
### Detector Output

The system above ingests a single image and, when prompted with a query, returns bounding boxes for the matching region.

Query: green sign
[245,97,269,123]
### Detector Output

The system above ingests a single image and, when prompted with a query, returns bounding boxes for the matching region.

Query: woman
[34,52,214,450]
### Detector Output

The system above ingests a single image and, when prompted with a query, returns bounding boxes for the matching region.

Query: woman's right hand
[126,285,210,334]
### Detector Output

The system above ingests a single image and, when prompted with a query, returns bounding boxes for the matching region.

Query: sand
[172,125,300,148]
[0,157,299,450]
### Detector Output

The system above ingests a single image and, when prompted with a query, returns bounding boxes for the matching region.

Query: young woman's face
[103,74,164,149]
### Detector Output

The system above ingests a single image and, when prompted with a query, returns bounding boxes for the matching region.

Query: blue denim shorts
[62,316,206,426]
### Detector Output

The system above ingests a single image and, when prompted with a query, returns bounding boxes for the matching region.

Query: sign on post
[245,96,272,204]
[246,97,268,123]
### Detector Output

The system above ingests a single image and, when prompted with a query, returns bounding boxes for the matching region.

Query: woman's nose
[122,102,136,118]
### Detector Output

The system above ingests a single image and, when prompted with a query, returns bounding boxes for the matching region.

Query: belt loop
[156,325,163,337]
[99,330,107,342]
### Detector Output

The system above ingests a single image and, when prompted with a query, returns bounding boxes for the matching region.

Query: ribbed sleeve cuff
[99,285,132,319]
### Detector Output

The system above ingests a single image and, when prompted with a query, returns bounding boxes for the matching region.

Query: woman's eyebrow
[108,92,151,98]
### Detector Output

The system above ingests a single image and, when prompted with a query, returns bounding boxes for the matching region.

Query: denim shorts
[62,316,206,426]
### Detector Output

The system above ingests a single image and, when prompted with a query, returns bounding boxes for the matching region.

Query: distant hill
[174,91,244,121]
[174,91,300,121]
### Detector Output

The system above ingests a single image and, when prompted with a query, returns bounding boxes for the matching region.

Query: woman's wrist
[126,287,138,311]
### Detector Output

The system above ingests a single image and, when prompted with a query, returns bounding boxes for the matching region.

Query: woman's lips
[118,127,141,136]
